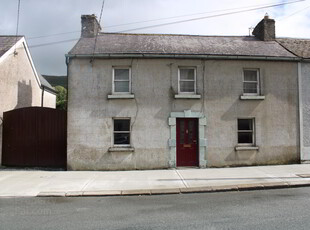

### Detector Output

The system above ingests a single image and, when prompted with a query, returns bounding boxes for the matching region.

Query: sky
[1,0,310,76]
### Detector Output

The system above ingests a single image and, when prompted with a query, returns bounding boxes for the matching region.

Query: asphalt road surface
[1,187,310,230]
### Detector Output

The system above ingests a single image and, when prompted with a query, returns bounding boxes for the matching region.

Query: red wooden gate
[2,107,67,168]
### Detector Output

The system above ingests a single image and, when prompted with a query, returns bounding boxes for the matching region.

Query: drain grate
[296,174,310,178]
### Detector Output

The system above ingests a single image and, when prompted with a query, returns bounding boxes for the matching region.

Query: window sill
[235,146,259,151]
[108,147,135,152]
[174,94,201,99]
[108,94,135,99]
[240,95,265,100]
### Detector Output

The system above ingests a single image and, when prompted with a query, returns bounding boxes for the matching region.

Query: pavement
[0,164,310,197]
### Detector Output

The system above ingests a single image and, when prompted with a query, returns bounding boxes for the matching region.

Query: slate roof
[0,36,23,57]
[39,74,55,92]
[68,33,296,58]
[277,38,310,59]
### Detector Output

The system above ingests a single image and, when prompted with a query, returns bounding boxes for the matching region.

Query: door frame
[168,110,207,168]
[176,118,199,167]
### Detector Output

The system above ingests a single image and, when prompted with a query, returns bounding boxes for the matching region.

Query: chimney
[252,14,275,41]
[81,14,101,38]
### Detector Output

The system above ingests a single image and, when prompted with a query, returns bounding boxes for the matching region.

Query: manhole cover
[296,174,310,178]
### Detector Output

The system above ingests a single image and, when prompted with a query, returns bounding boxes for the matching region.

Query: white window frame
[243,69,260,96]
[237,118,255,146]
[178,67,197,94]
[112,67,131,94]
[113,118,131,147]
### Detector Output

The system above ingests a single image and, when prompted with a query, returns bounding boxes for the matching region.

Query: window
[243,69,260,95]
[113,119,131,146]
[237,118,255,145]
[178,67,196,94]
[113,67,131,94]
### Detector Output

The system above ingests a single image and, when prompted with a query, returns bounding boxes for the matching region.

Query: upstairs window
[113,67,131,94]
[243,69,260,95]
[178,67,196,94]
[113,119,130,146]
[237,118,255,145]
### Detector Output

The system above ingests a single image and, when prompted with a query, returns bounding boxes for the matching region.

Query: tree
[55,85,67,110]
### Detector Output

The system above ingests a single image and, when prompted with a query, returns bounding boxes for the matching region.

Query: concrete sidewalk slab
[0,164,310,197]
[177,167,284,188]
[82,170,185,192]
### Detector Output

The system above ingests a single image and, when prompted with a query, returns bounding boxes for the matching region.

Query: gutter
[65,56,69,112]
[41,86,44,107]
[40,85,57,107]
[298,62,304,161]
[41,86,57,95]
[302,58,310,63]
[65,53,301,62]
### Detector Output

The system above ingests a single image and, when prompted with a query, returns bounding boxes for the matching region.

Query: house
[66,14,300,170]
[277,38,310,163]
[0,36,57,165]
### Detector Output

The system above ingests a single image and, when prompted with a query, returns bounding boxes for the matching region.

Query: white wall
[43,90,56,108]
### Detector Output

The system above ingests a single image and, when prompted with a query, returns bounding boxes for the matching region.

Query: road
[1,187,310,230]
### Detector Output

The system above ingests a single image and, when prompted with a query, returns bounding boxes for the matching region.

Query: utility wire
[27,0,302,40]
[91,0,105,63]
[29,38,79,48]
[28,30,80,40]
[104,0,299,29]
[118,0,305,33]
[277,4,310,21]
[14,0,21,55]
[27,0,305,49]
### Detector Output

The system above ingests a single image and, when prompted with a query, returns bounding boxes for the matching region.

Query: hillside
[42,75,67,89]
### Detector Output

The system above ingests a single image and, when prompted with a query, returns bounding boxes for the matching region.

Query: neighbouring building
[66,14,300,170]
[277,38,310,163]
[0,36,57,165]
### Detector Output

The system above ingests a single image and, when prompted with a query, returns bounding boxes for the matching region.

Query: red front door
[176,118,198,167]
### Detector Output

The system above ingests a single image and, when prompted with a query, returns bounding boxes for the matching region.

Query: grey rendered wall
[0,42,43,165]
[205,60,298,167]
[301,62,310,161]
[67,58,299,170]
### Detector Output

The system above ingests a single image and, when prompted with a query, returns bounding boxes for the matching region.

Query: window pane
[114,69,129,80]
[114,119,130,131]
[244,70,257,82]
[115,81,129,92]
[238,119,252,131]
[114,133,130,145]
[243,82,258,94]
[180,81,195,92]
[180,69,195,80]
[238,132,253,144]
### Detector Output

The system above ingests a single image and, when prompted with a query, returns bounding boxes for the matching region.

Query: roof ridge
[97,32,252,38]
[277,37,310,41]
